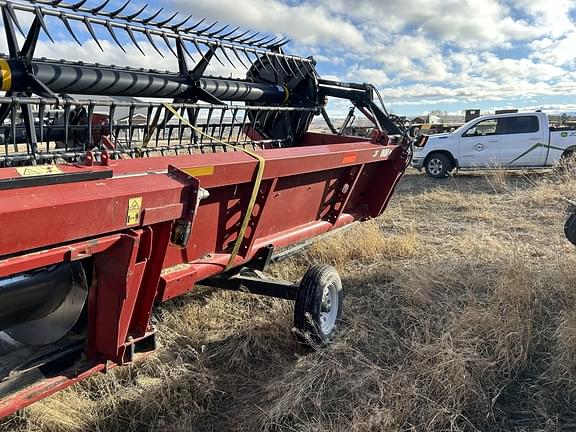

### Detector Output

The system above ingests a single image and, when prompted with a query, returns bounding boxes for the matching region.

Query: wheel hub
[428,158,443,175]
[320,283,338,334]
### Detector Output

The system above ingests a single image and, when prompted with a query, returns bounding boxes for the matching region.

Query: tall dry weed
[483,166,511,193]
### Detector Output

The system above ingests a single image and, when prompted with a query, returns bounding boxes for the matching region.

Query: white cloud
[530,31,576,66]
[345,66,390,85]
[513,0,575,37]
[324,0,546,49]
[170,0,364,48]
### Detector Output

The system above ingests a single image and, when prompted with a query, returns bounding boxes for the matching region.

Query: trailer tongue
[0,0,411,418]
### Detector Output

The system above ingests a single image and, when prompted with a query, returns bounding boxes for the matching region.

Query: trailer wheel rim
[428,158,443,175]
[320,282,339,334]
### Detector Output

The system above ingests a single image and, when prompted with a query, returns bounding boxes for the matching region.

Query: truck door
[459,118,501,167]
[498,115,544,166]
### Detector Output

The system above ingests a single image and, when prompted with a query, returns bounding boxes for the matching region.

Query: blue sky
[5,0,576,117]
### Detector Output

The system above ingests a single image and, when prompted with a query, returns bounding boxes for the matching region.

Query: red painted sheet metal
[0,173,189,256]
[105,141,400,186]
[90,231,147,361]
[0,234,121,277]
[0,362,107,419]
[160,159,391,270]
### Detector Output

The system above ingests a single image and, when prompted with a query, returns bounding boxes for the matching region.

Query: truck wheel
[425,153,452,178]
[294,265,343,347]
[561,150,576,165]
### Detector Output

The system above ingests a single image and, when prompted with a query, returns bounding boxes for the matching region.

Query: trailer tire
[294,265,343,347]
[425,153,452,178]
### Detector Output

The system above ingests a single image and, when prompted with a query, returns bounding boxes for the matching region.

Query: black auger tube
[0,262,82,331]
[13,60,287,103]
[200,78,286,103]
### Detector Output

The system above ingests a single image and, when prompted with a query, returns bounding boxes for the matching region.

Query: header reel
[0,0,406,167]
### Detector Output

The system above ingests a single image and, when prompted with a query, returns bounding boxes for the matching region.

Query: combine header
[0,0,411,417]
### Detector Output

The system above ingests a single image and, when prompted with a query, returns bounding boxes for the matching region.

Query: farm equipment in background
[0,0,412,418]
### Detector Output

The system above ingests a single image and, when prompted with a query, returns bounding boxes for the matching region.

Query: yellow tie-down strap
[162,103,265,271]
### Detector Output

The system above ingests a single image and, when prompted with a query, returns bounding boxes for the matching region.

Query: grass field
[3,166,576,431]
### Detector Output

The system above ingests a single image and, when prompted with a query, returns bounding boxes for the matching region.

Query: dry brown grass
[305,221,419,272]
[482,165,513,193]
[3,168,576,431]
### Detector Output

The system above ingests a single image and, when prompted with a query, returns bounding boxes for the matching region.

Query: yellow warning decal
[16,166,62,177]
[126,197,142,226]
[0,59,12,92]
[183,166,214,177]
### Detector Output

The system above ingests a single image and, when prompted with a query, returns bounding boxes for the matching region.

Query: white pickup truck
[411,112,576,177]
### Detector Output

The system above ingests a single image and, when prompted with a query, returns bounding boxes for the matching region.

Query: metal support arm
[318,78,403,136]
[201,271,298,300]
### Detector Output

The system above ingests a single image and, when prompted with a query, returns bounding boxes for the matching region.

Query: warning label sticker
[16,166,62,177]
[126,197,142,226]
